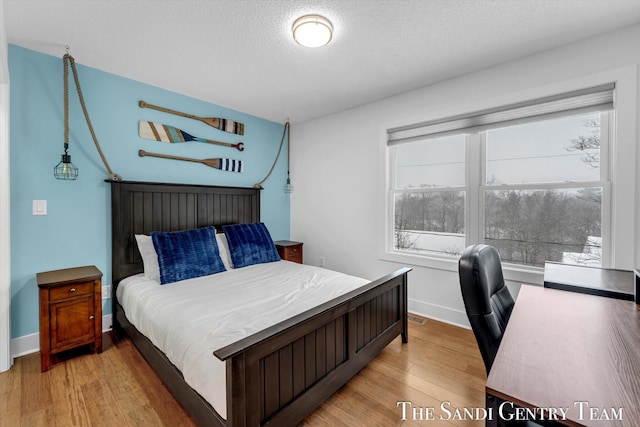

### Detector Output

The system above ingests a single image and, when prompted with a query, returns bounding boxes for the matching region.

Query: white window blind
[387,83,615,146]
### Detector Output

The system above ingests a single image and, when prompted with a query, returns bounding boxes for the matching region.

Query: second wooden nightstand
[275,240,303,264]
[37,265,103,372]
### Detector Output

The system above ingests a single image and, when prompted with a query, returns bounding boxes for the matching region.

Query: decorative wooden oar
[139,121,244,151]
[139,150,244,173]
[139,100,245,135]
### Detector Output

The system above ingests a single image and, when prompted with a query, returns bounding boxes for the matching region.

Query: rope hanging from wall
[64,50,122,181]
[253,121,290,190]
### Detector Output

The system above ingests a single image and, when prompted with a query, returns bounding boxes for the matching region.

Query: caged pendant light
[54,52,78,180]
[54,47,121,181]
[283,123,293,194]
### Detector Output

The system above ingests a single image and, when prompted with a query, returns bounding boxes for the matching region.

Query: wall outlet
[319,256,326,267]
[102,285,112,300]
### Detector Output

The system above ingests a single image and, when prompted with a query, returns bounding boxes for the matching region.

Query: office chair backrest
[458,244,515,374]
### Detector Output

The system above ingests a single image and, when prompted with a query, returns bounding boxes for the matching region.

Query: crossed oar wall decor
[137,101,246,173]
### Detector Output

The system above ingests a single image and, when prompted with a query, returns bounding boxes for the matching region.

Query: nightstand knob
[69,288,76,293]
[89,315,95,320]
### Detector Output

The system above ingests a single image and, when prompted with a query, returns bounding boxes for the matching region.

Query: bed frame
[110,180,410,427]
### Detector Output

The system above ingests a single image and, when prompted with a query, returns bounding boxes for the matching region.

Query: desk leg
[486,393,564,427]
[486,393,498,427]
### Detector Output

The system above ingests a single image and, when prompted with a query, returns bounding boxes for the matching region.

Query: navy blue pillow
[151,226,226,284]
[222,223,281,268]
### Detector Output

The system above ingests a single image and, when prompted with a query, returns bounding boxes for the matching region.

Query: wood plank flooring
[0,317,486,426]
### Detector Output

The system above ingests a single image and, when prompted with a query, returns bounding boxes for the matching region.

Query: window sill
[379,249,544,285]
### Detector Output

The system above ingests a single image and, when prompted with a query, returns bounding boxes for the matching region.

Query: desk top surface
[486,285,640,426]
[543,262,634,295]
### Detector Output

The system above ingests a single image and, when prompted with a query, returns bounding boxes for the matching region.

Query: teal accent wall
[9,45,290,339]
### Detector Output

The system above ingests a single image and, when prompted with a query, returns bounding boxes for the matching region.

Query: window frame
[379,68,637,284]
[478,111,611,267]
[389,135,468,257]
[388,111,611,268]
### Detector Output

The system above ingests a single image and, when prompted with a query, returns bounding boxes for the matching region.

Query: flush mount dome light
[292,14,333,48]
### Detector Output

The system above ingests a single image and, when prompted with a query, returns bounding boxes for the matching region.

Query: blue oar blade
[217,158,243,173]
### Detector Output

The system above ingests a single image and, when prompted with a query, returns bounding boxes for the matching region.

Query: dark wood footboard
[216,267,410,427]
[114,267,409,427]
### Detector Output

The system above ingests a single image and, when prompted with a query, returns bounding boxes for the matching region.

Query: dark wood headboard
[110,180,260,286]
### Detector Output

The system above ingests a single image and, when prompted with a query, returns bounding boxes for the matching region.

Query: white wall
[291,24,640,327]
[0,0,12,371]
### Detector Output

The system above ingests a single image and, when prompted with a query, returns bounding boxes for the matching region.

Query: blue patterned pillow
[222,223,281,268]
[151,226,226,284]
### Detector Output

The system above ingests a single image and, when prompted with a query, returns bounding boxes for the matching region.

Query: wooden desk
[544,262,634,301]
[486,286,640,426]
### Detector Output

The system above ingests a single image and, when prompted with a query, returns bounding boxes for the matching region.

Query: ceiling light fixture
[292,15,333,48]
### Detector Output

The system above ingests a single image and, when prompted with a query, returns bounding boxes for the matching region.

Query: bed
[110,180,410,427]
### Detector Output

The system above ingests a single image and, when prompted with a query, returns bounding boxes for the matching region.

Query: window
[387,84,613,268]
[393,135,466,256]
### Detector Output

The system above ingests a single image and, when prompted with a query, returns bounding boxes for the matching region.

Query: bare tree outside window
[394,191,465,256]
[567,118,600,168]
[484,188,601,266]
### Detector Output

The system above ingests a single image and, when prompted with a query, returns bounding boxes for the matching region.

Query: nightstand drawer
[287,253,302,263]
[49,281,94,301]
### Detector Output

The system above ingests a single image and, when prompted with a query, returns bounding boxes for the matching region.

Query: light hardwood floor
[0,317,486,427]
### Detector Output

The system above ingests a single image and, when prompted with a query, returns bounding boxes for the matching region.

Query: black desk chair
[459,245,550,427]
[458,244,514,374]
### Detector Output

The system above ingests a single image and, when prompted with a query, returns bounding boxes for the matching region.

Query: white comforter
[116,260,368,419]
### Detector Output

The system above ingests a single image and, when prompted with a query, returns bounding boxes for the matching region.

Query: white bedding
[116,260,369,419]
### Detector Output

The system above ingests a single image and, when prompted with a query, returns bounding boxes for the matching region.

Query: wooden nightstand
[275,240,303,264]
[37,265,103,372]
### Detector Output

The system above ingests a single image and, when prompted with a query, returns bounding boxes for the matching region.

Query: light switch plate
[32,200,47,215]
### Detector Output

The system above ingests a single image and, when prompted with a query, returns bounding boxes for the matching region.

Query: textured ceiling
[4,0,640,124]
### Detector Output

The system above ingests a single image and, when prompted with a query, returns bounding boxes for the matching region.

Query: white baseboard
[408,298,470,329]
[10,314,114,360]
[10,332,39,359]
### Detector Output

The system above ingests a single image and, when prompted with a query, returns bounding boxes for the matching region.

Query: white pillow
[216,232,234,270]
[135,234,160,282]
